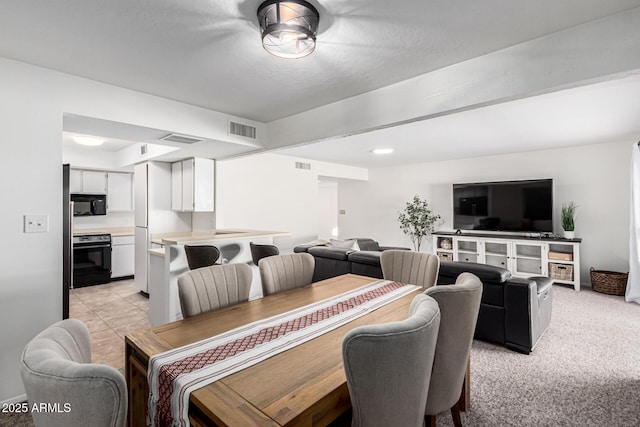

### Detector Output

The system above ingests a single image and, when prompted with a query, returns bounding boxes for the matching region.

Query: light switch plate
[24,214,49,233]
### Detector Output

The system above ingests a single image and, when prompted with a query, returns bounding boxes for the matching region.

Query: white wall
[337,140,632,286]
[0,56,257,401]
[216,153,367,252]
[317,181,338,240]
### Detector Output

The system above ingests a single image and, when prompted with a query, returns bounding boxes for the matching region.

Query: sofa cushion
[439,261,511,283]
[330,239,361,251]
[348,251,382,266]
[308,246,351,260]
[353,238,380,251]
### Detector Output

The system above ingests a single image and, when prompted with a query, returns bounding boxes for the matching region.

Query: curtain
[627,143,640,303]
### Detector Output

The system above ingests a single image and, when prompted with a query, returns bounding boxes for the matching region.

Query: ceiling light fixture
[74,136,104,146]
[372,148,394,155]
[257,0,319,59]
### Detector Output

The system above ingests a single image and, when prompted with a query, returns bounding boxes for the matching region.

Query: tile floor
[70,278,150,370]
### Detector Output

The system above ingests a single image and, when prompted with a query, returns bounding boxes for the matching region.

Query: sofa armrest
[379,246,411,251]
[503,277,537,354]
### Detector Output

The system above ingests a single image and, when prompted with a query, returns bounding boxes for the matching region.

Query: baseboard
[1,393,27,406]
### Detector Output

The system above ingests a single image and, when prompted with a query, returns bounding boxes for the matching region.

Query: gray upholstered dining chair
[380,250,440,288]
[177,263,252,318]
[259,252,315,296]
[20,318,127,427]
[423,272,483,427]
[342,294,441,427]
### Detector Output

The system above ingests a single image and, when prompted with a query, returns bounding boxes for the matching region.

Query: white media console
[432,232,582,291]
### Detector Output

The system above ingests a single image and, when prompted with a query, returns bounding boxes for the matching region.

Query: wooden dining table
[125,273,470,426]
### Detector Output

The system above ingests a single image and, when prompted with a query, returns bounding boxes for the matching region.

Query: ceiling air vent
[229,121,257,139]
[295,161,311,170]
[160,133,205,144]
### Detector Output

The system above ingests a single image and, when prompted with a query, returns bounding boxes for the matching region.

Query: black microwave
[71,194,107,216]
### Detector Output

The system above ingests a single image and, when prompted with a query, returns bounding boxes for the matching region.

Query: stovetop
[73,234,111,245]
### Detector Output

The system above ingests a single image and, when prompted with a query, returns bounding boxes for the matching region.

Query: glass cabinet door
[455,239,479,263]
[511,242,547,276]
[483,240,509,269]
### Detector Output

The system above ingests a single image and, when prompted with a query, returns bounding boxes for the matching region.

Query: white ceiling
[2,1,640,168]
[278,75,640,167]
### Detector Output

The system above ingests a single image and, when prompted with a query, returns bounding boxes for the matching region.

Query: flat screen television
[453,179,553,232]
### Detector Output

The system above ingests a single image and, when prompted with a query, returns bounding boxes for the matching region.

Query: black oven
[73,234,112,288]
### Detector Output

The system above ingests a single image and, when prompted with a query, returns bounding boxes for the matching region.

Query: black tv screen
[453,179,553,232]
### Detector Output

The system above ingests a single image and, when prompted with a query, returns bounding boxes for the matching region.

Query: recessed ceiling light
[74,136,104,146]
[371,148,394,155]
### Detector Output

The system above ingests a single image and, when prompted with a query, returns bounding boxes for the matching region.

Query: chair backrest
[380,250,440,288]
[259,253,315,296]
[423,272,483,416]
[184,244,220,270]
[21,319,127,427]
[177,263,252,318]
[343,294,441,427]
[250,242,280,265]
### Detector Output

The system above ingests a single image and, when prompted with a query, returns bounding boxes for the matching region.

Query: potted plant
[561,202,577,239]
[398,195,441,251]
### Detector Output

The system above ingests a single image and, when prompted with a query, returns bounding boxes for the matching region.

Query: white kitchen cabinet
[111,235,135,278]
[433,232,581,290]
[82,170,107,193]
[107,172,133,211]
[171,158,214,212]
[69,169,83,193]
[70,168,107,193]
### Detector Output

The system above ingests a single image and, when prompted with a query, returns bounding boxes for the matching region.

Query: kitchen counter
[151,229,289,245]
[73,227,134,237]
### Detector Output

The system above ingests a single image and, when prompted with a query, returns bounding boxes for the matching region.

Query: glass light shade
[74,136,104,146]
[258,0,319,59]
[372,148,394,155]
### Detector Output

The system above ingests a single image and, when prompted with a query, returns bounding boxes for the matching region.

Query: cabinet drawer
[113,235,135,245]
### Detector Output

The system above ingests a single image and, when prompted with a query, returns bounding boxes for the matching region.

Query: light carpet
[435,285,640,426]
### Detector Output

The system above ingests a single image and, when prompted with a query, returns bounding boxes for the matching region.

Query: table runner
[147,279,419,427]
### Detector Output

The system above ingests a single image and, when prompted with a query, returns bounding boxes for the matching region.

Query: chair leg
[425,414,437,427]
[450,401,462,427]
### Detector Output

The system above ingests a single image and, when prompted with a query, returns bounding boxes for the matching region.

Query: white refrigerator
[134,161,190,294]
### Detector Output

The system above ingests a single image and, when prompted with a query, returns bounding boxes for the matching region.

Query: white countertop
[73,227,134,237]
[151,229,289,245]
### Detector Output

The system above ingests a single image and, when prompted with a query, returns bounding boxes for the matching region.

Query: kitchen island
[147,229,288,326]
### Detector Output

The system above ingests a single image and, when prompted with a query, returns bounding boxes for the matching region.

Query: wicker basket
[549,263,573,281]
[437,251,453,261]
[590,268,628,296]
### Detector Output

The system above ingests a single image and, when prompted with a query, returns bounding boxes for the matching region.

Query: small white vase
[563,230,575,239]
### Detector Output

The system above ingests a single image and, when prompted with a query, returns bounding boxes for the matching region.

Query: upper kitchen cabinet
[171,158,214,212]
[69,169,107,194]
[107,172,134,212]
[70,168,133,212]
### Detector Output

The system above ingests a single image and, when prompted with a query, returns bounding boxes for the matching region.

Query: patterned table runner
[147,279,419,427]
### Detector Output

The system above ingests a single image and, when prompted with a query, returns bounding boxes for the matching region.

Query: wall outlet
[24,214,49,233]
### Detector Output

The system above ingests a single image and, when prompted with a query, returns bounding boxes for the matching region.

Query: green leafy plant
[561,202,577,231]
[398,195,441,251]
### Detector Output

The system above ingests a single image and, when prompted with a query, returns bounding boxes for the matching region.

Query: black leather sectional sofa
[294,238,409,282]
[295,240,553,354]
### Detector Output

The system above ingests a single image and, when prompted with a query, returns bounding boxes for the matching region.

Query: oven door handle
[74,244,111,250]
